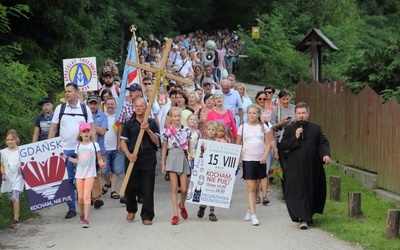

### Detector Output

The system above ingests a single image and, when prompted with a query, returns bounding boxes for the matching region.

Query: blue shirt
[93,110,108,154]
[223,89,243,118]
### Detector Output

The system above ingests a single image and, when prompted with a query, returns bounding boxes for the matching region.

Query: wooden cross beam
[119,38,191,195]
[126,61,194,86]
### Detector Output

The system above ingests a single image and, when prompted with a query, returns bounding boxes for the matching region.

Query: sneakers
[269,176,276,184]
[299,221,309,229]
[197,205,206,218]
[209,213,218,222]
[80,214,85,223]
[82,219,90,228]
[171,216,180,225]
[164,172,170,181]
[11,220,20,229]
[179,205,188,219]
[251,215,259,226]
[244,210,251,221]
[65,210,77,219]
[94,199,104,209]
[120,196,127,204]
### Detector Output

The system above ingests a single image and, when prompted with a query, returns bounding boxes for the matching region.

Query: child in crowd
[66,123,105,228]
[236,104,271,226]
[216,121,230,143]
[161,107,192,225]
[187,114,201,169]
[197,121,219,222]
[1,129,24,229]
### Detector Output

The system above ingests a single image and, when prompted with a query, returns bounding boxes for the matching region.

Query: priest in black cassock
[280,102,331,230]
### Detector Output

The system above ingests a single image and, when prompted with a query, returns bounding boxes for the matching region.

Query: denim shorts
[102,150,125,175]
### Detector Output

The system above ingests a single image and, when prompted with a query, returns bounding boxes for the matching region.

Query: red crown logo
[23,153,66,188]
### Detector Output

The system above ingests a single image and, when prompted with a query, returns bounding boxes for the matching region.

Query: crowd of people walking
[0,31,331,231]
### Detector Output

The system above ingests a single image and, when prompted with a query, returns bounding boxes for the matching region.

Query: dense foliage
[0,0,399,146]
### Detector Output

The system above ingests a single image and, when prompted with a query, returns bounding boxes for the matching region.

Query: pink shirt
[206,109,237,139]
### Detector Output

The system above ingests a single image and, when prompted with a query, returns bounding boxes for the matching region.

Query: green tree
[239,13,310,88]
[0,3,47,146]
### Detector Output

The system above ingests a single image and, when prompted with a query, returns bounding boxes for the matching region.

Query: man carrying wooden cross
[120,97,160,225]
[118,38,193,223]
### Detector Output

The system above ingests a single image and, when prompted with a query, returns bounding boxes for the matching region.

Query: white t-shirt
[51,101,93,150]
[74,142,100,178]
[176,58,193,78]
[104,112,117,151]
[238,123,270,161]
[0,148,24,193]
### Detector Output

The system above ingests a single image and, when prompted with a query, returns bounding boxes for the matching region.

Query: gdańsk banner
[19,138,70,211]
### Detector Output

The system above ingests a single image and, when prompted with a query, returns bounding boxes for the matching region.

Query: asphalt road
[0,83,360,250]
[0,162,359,249]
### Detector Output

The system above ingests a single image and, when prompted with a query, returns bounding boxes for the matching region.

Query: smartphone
[286,116,292,120]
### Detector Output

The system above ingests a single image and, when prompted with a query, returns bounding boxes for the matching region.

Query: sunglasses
[257,98,267,101]
[81,130,91,133]
[143,82,152,86]
[265,91,273,94]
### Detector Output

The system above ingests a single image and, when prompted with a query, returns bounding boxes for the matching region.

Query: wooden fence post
[386,209,400,239]
[348,192,363,218]
[329,176,341,201]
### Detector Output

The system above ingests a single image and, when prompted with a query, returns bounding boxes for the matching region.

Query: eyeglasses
[143,82,152,86]
[257,98,267,101]
[265,91,273,94]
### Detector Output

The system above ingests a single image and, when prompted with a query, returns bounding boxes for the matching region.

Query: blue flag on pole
[114,36,139,129]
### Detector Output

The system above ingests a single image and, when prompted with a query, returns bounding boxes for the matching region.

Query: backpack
[59,102,88,123]
[77,142,100,170]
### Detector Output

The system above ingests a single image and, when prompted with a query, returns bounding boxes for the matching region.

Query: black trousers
[125,150,157,221]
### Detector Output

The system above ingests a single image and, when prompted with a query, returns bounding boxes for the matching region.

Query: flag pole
[115,25,140,122]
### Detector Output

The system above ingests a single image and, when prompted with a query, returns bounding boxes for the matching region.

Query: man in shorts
[102,97,125,199]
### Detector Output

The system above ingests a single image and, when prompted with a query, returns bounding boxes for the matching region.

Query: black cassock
[280,121,330,223]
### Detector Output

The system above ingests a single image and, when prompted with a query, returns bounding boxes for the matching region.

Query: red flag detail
[128,70,137,84]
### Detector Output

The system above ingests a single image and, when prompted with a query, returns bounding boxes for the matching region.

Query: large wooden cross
[119,38,192,195]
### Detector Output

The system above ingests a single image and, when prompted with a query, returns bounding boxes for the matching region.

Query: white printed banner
[186,139,241,209]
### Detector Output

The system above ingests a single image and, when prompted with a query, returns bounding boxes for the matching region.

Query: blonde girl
[161,107,192,225]
[236,104,272,226]
[197,121,219,222]
[216,121,230,143]
[1,129,24,229]
[66,123,105,228]
[187,113,201,168]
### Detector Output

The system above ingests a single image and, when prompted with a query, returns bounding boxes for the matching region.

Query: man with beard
[99,71,120,99]
[280,102,331,230]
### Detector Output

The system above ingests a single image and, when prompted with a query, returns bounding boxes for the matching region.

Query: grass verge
[0,191,40,229]
[312,164,400,249]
